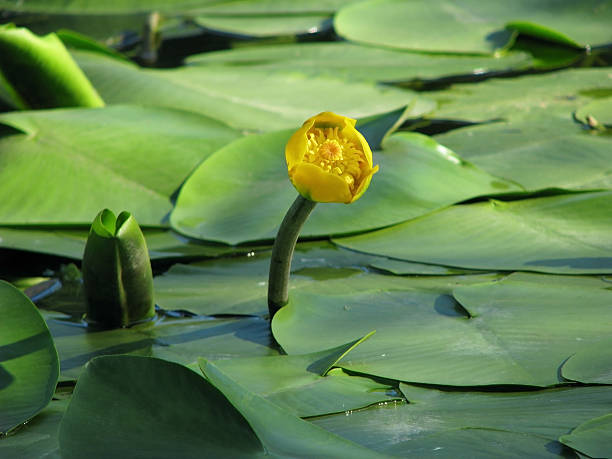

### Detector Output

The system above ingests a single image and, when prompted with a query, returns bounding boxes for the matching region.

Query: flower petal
[290,163,352,203]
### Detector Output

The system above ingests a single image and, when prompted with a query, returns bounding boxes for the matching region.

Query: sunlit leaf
[559,414,612,458]
[0,281,59,434]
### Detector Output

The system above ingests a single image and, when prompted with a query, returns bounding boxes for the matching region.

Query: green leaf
[195,15,332,37]
[0,25,103,109]
[575,97,612,128]
[187,42,532,82]
[334,0,612,53]
[435,116,612,191]
[335,191,612,274]
[82,209,155,327]
[200,359,387,458]
[44,312,278,381]
[428,68,612,122]
[0,105,239,226]
[58,356,266,459]
[73,49,423,132]
[0,0,219,13]
[272,272,612,386]
[311,383,612,456]
[561,338,612,384]
[0,281,59,435]
[171,131,518,244]
[0,398,67,458]
[559,414,612,458]
[204,333,402,418]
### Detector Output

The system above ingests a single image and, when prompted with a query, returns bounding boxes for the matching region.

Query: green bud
[82,209,155,327]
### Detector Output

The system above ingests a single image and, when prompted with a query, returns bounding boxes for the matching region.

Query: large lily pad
[200,358,386,458]
[435,116,612,191]
[205,334,401,417]
[171,131,518,244]
[59,355,266,458]
[272,272,612,386]
[428,68,612,122]
[0,105,239,226]
[0,281,59,434]
[73,49,423,132]
[335,191,612,274]
[187,42,532,83]
[311,384,612,457]
[335,0,612,53]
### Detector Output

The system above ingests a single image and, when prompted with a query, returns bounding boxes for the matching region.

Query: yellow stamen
[305,127,364,190]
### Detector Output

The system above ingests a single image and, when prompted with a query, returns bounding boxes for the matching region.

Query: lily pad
[272,272,612,386]
[0,281,59,434]
[429,68,612,122]
[171,131,518,244]
[44,312,278,380]
[0,105,239,226]
[59,355,266,459]
[559,414,612,459]
[335,191,612,274]
[205,333,402,417]
[187,42,532,82]
[435,116,612,191]
[561,338,612,384]
[311,384,612,456]
[73,49,423,132]
[335,0,612,53]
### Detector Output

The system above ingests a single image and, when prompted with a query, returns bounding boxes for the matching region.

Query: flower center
[305,127,365,189]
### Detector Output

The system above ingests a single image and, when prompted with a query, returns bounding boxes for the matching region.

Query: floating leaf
[0,105,239,226]
[187,42,532,82]
[273,273,612,386]
[429,68,612,122]
[561,338,612,384]
[335,191,612,274]
[559,414,612,458]
[0,281,59,434]
[335,0,612,53]
[171,132,518,244]
[435,116,612,191]
[74,49,423,132]
[575,97,612,128]
[311,383,612,456]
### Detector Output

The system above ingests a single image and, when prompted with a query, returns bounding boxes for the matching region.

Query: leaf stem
[268,195,317,319]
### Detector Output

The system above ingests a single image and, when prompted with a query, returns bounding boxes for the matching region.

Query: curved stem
[268,195,317,319]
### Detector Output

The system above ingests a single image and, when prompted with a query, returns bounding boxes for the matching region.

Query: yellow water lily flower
[285,112,379,204]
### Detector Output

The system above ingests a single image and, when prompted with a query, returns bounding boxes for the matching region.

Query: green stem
[268,195,317,319]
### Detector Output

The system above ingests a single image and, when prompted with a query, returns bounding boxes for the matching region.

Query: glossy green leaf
[82,209,155,327]
[195,15,331,37]
[0,25,103,109]
[0,0,219,13]
[559,414,612,458]
[59,355,266,459]
[335,191,612,274]
[562,339,612,384]
[335,0,612,53]
[0,227,249,261]
[429,68,612,122]
[0,105,239,226]
[73,50,423,132]
[273,272,612,386]
[575,97,612,128]
[200,359,386,458]
[0,398,67,459]
[44,312,277,380]
[0,281,59,434]
[187,42,532,82]
[171,131,518,244]
[435,116,612,191]
[205,333,401,417]
[311,384,612,456]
